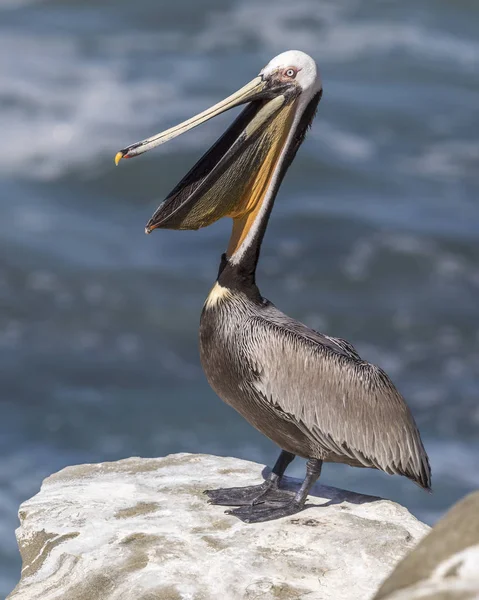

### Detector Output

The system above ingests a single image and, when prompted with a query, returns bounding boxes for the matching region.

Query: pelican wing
[240,306,431,489]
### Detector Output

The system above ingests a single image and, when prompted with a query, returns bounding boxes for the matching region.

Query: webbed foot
[226,497,303,523]
[223,457,323,523]
[204,482,292,507]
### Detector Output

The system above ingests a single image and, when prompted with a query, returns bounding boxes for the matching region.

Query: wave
[0,0,45,9]
[1,0,478,181]
[197,0,479,69]
[0,31,210,180]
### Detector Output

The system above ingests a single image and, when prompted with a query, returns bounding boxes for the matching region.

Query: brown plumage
[200,282,431,492]
[117,50,431,521]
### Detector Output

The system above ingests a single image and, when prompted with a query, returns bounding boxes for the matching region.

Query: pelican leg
[226,458,323,523]
[204,450,295,506]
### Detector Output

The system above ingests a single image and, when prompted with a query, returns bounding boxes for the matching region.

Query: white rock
[374,491,479,600]
[8,453,429,600]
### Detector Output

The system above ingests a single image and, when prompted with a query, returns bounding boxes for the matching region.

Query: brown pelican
[115,50,431,522]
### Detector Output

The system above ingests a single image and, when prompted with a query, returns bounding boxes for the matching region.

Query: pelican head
[115,50,322,254]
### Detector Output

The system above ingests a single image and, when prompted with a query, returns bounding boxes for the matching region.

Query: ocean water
[1,0,478,594]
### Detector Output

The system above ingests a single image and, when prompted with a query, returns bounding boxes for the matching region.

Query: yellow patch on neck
[226,102,295,258]
[204,282,232,309]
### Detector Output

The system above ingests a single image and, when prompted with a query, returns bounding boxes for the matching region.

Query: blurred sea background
[1,0,478,594]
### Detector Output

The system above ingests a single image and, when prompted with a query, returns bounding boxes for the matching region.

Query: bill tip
[145,221,157,234]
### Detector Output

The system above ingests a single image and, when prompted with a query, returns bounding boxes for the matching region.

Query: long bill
[114,76,266,164]
[114,75,298,253]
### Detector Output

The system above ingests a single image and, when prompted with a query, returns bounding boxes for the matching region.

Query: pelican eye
[284,68,297,78]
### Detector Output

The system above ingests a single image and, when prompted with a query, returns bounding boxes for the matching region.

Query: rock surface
[8,453,429,600]
[374,491,479,600]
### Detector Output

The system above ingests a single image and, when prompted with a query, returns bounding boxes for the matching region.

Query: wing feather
[239,308,431,489]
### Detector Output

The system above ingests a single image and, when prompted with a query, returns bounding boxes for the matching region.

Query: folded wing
[240,309,431,489]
